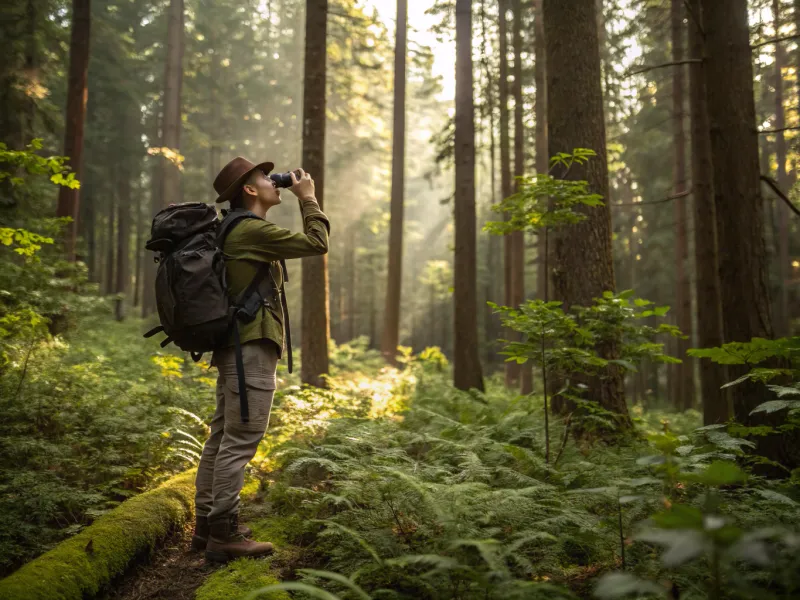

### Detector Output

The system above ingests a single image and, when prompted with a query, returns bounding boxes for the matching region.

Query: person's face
[243,169,281,208]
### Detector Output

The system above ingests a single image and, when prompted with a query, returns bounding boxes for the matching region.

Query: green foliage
[0,140,79,190]
[485,149,605,237]
[206,365,800,600]
[0,317,218,573]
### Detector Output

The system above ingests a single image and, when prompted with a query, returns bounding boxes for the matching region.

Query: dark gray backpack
[144,202,292,423]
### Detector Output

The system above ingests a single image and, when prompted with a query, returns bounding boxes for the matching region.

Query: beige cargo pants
[194,340,278,520]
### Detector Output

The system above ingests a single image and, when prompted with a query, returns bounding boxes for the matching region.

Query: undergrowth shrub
[248,359,800,600]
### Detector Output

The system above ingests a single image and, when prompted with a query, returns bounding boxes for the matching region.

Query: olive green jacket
[222,196,330,354]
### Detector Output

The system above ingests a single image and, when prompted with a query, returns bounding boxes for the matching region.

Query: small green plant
[492,291,681,460]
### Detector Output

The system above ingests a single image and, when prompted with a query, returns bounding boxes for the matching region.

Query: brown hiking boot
[191,514,253,552]
[204,514,273,563]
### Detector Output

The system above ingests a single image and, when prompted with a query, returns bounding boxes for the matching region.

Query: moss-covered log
[0,470,195,600]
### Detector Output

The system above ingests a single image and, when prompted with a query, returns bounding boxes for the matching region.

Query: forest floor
[4,317,799,599]
[106,522,211,600]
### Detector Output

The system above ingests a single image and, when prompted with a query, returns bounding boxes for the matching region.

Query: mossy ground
[194,558,290,600]
[0,471,196,600]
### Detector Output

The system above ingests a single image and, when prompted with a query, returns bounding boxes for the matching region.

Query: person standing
[192,156,329,562]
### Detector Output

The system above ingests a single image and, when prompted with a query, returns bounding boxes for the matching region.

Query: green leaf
[750,400,800,415]
[651,504,704,530]
[755,489,798,506]
[298,570,372,600]
[635,528,707,567]
[594,572,666,599]
[243,583,343,600]
[697,461,748,486]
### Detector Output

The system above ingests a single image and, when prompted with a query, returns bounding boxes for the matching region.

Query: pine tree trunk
[301,0,331,388]
[499,0,517,386]
[773,0,790,337]
[534,0,548,300]
[133,193,142,308]
[702,0,777,423]
[347,225,356,342]
[454,0,485,392]
[104,191,116,296]
[511,0,532,394]
[23,0,37,143]
[687,0,728,425]
[543,0,628,424]
[381,0,407,365]
[671,0,695,410]
[115,145,131,321]
[159,0,184,206]
[56,0,91,261]
[480,0,499,367]
[142,158,162,317]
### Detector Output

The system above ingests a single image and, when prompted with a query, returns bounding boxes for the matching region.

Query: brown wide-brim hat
[213,156,275,204]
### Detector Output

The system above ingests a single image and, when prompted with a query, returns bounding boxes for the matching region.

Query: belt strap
[279,259,293,374]
[231,312,249,424]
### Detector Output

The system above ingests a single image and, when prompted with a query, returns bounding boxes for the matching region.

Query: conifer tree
[301,0,331,388]
[454,0,485,392]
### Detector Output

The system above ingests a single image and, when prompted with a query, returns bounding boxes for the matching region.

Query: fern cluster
[253,361,800,600]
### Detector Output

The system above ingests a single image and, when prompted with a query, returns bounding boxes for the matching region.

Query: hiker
[192,156,330,562]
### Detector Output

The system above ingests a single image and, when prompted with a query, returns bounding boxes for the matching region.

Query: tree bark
[773,0,790,337]
[512,0,533,395]
[347,225,356,342]
[104,190,116,296]
[534,0,548,300]
[480,0,499,367]
[301,0,331,388]
[543,0,628,423]
[702,0,775,420]
[56,0,91,261]
[381,0,407,366]
[159,0,184,206]
[499,0,517,386]
[115,125,132,321]
[671,0,695,410]
[687,0,728,425]
[454,0,485,392]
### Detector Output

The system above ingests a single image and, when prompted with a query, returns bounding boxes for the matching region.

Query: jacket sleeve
[227,197,330,262]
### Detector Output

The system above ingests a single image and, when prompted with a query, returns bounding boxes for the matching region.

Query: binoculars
[269,170,303,188]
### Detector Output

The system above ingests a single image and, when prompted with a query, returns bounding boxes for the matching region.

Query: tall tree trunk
[301,0,331,388]
[543,0,628,423]
[347,225,356,342]
[159,0,184,206]
[115,141,131,321]
[56,0,91,261]
[534,0,548,300]
[671,0,695,410]
[773,0,790,337]
[687,0,728,425]
[454,0,485,392]
[133,193,142,308]
[499,0,517,386]
[104,190,116,296]
[142,158,161,317]
[702,0,776,424]
[480,0,499,367]
[512,0,533,394]
[23,0,37,143]
[381,0,407,365]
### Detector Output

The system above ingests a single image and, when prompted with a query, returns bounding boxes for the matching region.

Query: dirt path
[103,522,218,600]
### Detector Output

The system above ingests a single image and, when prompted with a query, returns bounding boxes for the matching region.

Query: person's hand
[289,168,315,199]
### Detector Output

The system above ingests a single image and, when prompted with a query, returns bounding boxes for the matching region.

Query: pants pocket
[222,374,275,431]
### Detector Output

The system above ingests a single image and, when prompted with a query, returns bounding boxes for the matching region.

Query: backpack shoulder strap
[216,209,261,251]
